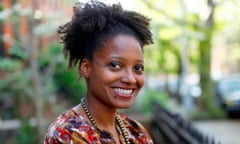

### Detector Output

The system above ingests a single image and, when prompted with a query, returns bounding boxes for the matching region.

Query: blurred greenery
[38,43,86,105]
[0,42,86,143]
[134,0,240,117]
[134,88,170,113]
[190,106,225,120]
[16,119,38,144]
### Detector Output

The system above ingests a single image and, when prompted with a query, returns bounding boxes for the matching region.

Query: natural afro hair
[58,0,153,69]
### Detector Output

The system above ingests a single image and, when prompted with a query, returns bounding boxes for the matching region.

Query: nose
[121,68,137,84]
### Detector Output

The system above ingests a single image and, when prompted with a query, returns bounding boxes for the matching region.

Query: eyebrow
[111,56,144,63]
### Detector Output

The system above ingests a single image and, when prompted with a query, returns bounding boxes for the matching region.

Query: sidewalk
[193,120,240,144]
[166,99,240,144]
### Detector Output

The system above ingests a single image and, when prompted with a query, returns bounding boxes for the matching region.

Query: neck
[84,97,117,130]
[81,97,130,144]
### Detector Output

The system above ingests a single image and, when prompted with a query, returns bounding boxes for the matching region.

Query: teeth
[113,88,133,95]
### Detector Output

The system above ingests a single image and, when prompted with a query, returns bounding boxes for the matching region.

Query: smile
[113,88,134,96]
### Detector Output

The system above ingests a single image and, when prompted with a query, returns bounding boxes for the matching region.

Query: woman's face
[83,34,144,109]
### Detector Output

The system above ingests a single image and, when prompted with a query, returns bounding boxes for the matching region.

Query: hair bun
[58,0,153,70]
[72,1,122,33]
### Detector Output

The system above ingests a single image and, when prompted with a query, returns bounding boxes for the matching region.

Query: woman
[44,1,153,143]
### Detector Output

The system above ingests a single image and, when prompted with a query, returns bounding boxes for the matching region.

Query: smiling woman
[44,0,153,144]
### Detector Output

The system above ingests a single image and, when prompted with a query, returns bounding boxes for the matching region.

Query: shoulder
[120,114,146,130]
[120,114,154,144]
[44,105,98,144]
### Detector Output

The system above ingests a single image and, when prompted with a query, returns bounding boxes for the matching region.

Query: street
[193,119,240,144]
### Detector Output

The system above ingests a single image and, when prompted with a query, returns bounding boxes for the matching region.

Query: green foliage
[38,43,86,104]
[62,0,76,5]
[53,68,86,104]
[0,40,29,71]
[0,41,87,119]
[0,1,84,143]
[0,58,22,71]
[0,42,86,143]
[0,2,3,15]
[0,69,33,97]
[190,106,225,120]
[16,120,38,144]
[38,43,64,68]
[0,58,33,119]
[9,41,29,60]
[134,88,169,113]
[0,50,33,101]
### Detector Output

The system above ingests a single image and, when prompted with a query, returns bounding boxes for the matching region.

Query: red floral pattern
[44,104,153,144]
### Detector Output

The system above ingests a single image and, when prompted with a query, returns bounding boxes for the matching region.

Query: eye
[134,64,144,72]
[109,61,121,69]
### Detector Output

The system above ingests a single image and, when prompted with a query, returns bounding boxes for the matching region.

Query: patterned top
[44,104,153,144]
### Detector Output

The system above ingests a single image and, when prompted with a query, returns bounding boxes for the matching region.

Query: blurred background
[0,0,240,144]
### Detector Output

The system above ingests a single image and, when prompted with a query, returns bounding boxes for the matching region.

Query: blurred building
[0,0,73,56]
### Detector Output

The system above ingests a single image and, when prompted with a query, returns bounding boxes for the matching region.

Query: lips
[112,88,134,97]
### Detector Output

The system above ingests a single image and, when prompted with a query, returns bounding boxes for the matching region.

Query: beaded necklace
[81,98,130,144]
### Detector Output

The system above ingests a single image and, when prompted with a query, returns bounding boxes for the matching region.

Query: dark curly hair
[58,0,153,69]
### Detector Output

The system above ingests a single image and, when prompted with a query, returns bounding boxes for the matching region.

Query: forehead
[104,34,141,52]
[94,34,143,59]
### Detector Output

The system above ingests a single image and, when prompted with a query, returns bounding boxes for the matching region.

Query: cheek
[137,75,145,88]
[95,69,120,83]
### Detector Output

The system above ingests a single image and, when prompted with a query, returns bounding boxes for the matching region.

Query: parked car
[215,74,240,117]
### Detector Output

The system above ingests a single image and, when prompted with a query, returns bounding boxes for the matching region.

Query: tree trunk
[27,1,44,143]
[198,0,215,110]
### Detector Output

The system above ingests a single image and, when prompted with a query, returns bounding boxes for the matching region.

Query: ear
[79,58,91,78]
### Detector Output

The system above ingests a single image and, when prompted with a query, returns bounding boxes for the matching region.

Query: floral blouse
[44,104,153,144]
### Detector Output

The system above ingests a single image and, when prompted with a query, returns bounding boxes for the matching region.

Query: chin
[111,95,136,109]
[116,102,133,109]
[119,105,131,109]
